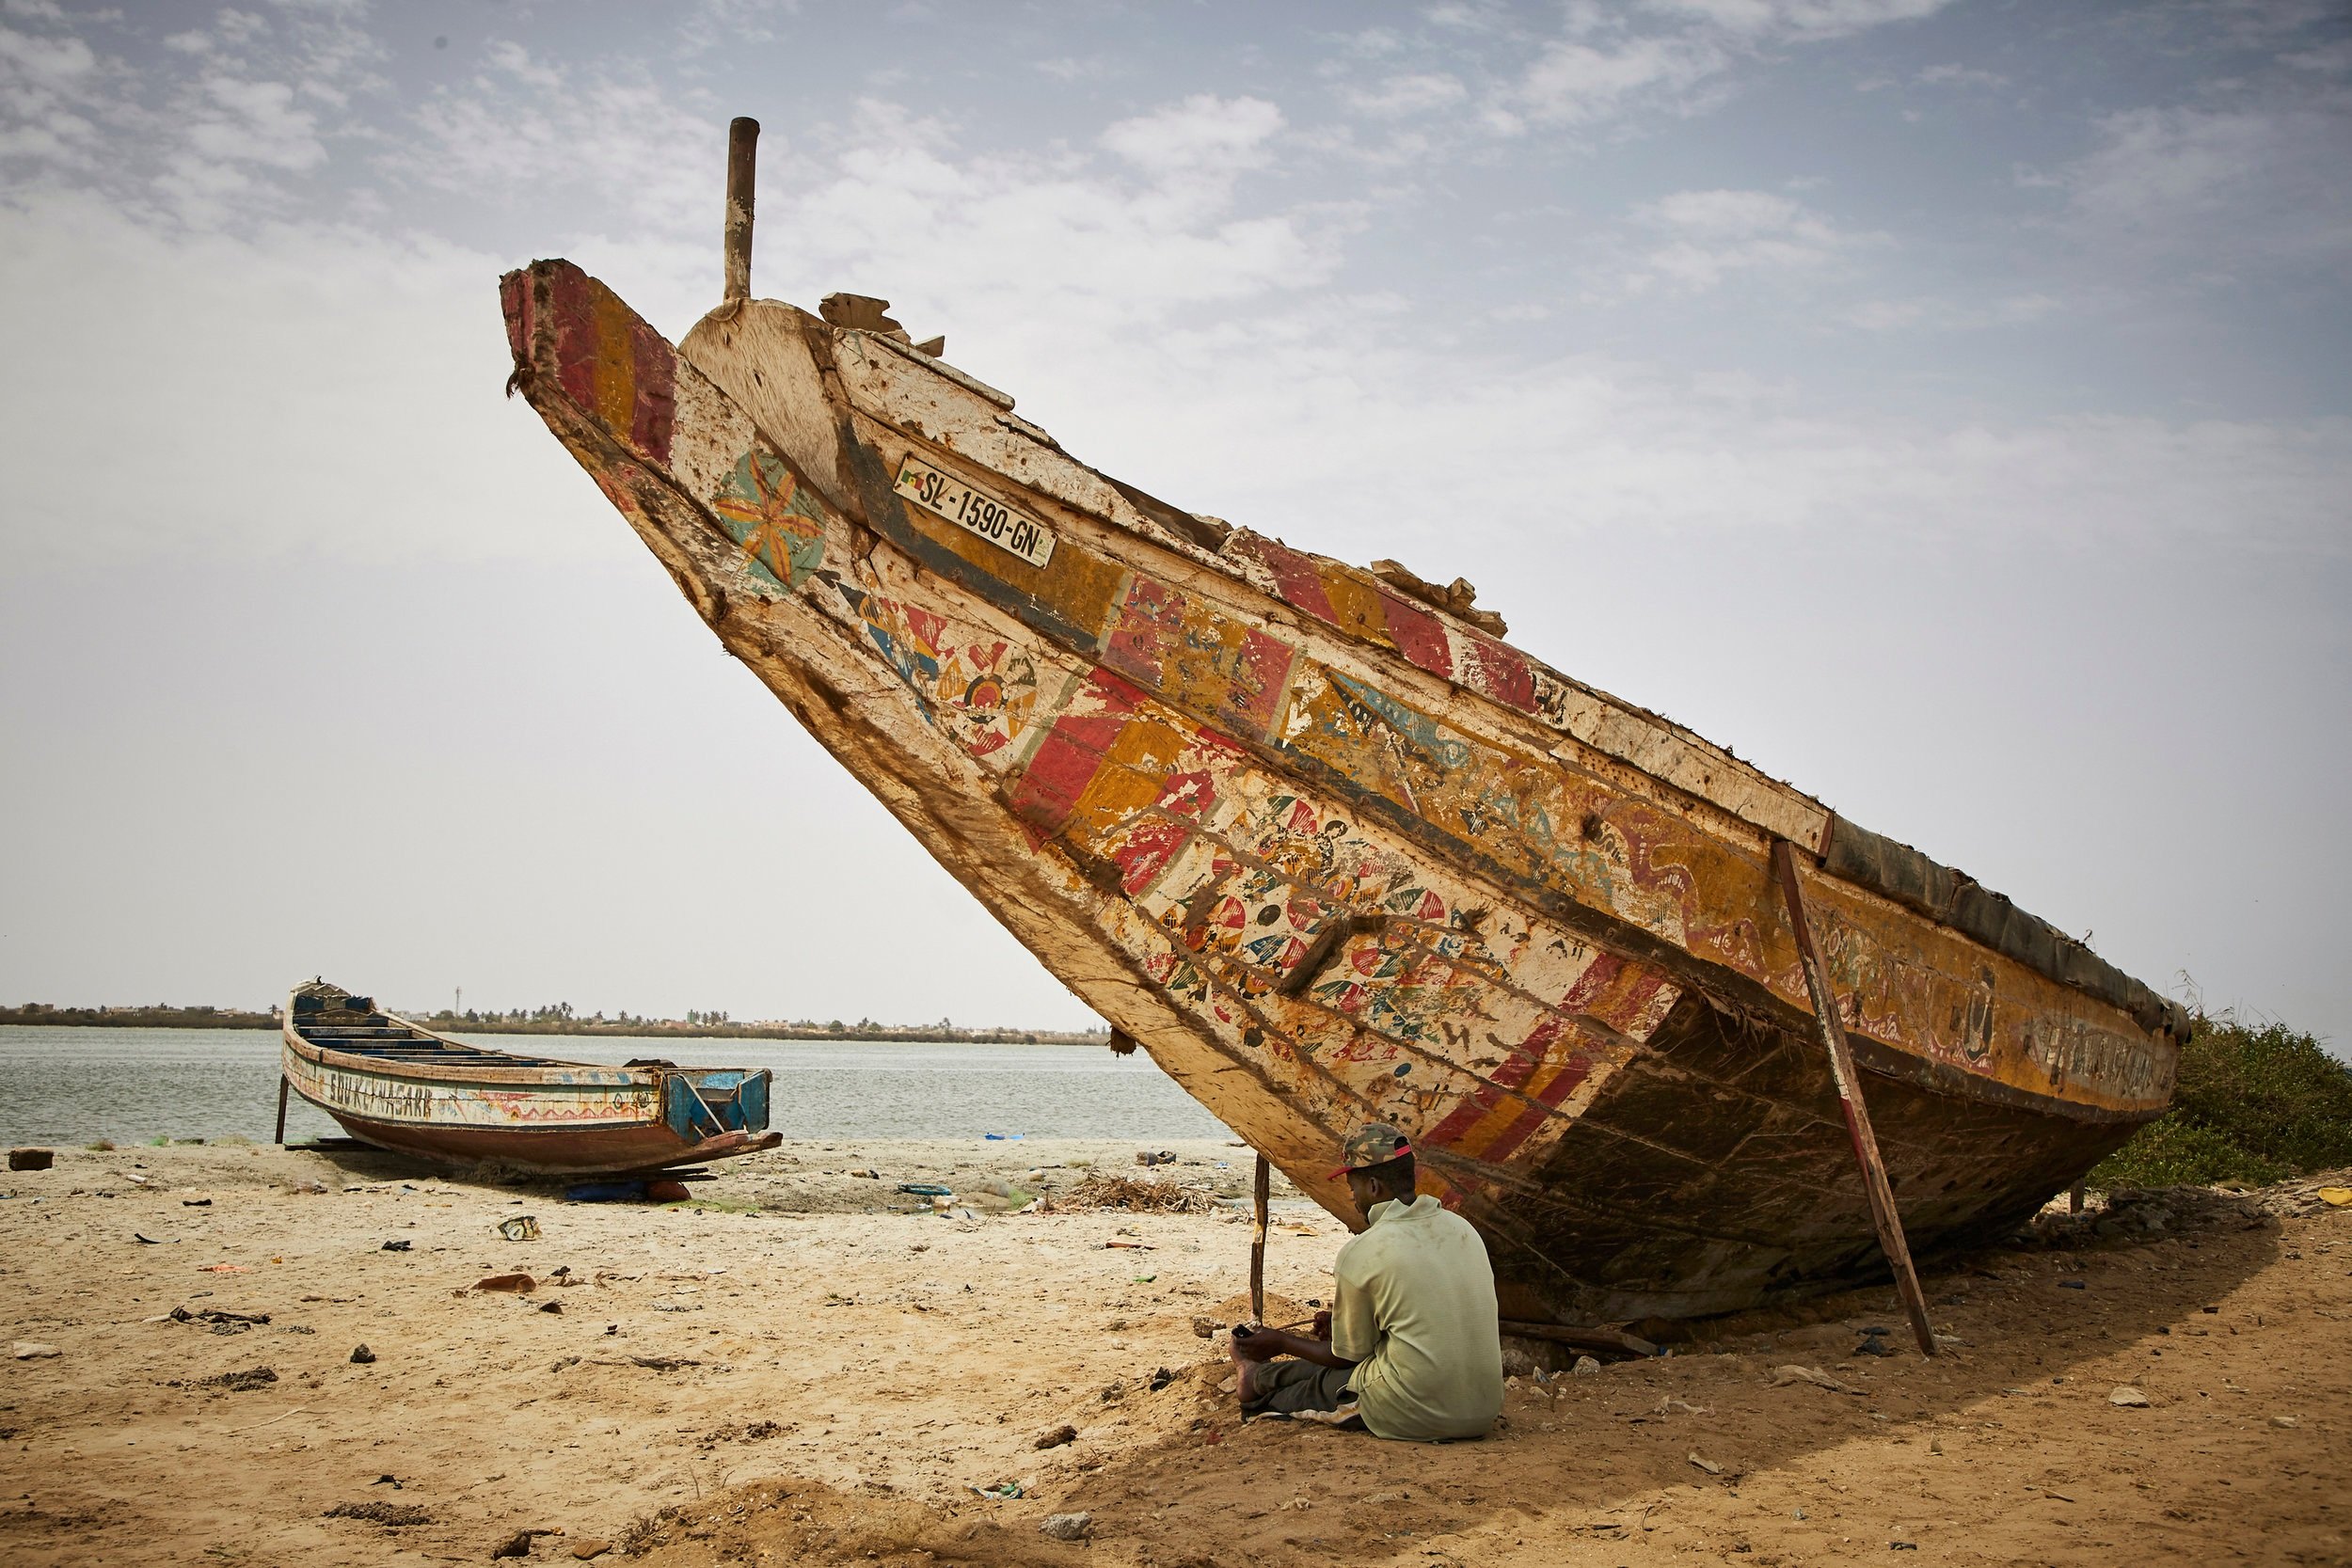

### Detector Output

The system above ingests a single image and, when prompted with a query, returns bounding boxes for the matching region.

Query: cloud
[1640,0,1952,39]
[1597,186,1885,294]
[1100,93,1284,177]
[1337,71,1467,117]
[2043,101,2352,278]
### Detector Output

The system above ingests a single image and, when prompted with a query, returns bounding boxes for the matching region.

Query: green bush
[2092,1014,2352,1188]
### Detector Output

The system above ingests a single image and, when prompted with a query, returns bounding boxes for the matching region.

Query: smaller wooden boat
[278,979,783,1174]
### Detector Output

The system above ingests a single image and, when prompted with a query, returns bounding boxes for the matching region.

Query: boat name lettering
[893,455,1056,569]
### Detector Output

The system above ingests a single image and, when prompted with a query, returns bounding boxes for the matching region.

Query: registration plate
[893,455,1057,569]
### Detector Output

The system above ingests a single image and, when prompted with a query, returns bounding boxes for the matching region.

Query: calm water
[0,1026,1232,1147]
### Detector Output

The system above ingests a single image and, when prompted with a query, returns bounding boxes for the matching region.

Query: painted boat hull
[281,982,782,1176]
[500,261,2182,1321]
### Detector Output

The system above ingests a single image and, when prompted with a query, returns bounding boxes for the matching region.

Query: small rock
[380,1240,411,1252]
[1688,1450,1723,1476]
[571,1540,612,1560]
[538,1300,563,1314]
[211,1366,278,1391]
[491,1529,532,1559]
[2109,1386,2151,1407]
[474,1273,535,1293]
[1571,1355,1600,1376]
[1192,1316,1217,1338]
[289,1180,327,1195]
[324,1500,432,1527]
[350,1344,376,1364]
[12,1341,60,1360]
[1034,1423,1078,1449]
[2272,1415,2300,1429]
[7,1148,54,1171]
[1039,1512,1092,1541]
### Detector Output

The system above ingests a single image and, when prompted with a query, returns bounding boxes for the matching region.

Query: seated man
[1231,1123,1503,1441]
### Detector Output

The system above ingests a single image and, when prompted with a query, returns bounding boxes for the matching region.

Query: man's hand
[1232,1325,1285,1362]
[1311,1309,1332,1341]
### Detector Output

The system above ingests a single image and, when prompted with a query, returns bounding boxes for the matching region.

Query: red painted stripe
[1480,1049,1596,1166]
[1422,1016,1555,1149]
[1377,592,1453,679]
[1240,538,1338,625]
[1005,671,1141,833]
[1454,634,1535,713]
[627,314,676,464]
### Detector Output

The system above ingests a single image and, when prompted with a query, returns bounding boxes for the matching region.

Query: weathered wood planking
[502,261,2183,1321]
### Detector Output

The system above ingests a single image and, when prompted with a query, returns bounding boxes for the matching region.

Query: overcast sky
[1,0,2345,1048]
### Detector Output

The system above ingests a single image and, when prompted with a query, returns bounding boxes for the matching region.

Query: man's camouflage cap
[1330,1121,1413,1179]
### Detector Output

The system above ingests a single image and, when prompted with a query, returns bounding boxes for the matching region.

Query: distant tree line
[0,999,1112,1047]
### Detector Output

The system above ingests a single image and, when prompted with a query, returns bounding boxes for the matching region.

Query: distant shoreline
[0,1004,1112,1048]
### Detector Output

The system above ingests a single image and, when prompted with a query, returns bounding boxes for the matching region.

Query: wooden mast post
[1772,839,1938,1358]
[1249,1153,1270,1324]
[723,117,759,304]
[274,1074,290,1147]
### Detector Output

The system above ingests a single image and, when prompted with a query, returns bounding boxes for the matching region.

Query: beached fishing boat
[494,132,2185,1324]
[278,980,782,1174]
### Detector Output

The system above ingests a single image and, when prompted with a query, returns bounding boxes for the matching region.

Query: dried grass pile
[1057,1172,1221,1214]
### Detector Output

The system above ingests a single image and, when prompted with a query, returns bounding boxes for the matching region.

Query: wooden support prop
[274,1074,290,1147]
[1772,839,1937,1358]
[2069,1182,2086,1215]
[1249,1153,1270,1324]
[1497,1320,1660,1359]
[723,117,759,304]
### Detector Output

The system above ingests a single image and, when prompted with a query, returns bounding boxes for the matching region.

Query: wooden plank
[1250,1152,1270,1324]
[723,117,757,303]
[1496,1320,1660,1359]
[1772,838,1938,1359]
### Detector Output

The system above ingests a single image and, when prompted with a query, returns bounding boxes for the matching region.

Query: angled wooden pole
[723,117,760,304]
[274,1074,290,1147]
[1772,839,1937,1358]
[1249,1153,1270,1324]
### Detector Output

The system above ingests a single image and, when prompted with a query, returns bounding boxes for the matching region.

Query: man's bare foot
[1230,1330,1270,1405]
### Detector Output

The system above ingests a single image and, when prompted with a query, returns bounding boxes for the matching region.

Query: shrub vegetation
[2092,1014,2352,1187]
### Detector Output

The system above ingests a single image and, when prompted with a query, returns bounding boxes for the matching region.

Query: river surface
[0,1026,1232,1147]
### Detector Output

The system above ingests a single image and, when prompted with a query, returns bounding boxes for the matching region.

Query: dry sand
[1,1139,2346,1566]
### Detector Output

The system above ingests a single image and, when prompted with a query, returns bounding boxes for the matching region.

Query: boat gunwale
[777,300,2185,1047]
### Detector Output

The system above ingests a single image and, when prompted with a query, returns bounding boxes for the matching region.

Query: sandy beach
[3,1140,2347,1566]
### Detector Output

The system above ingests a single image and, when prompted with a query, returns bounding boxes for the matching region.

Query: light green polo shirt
[1330,1194,1503,1441]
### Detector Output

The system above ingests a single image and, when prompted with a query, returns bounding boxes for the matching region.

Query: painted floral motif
[711,448,827,592]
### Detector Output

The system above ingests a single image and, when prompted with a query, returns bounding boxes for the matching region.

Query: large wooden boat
[498,242,2185,1323]
[280,980,782,1174]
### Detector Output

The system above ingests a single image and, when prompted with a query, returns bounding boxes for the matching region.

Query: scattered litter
[323,1500,432,1527]
[499,1215,542,1243]
[1135,1149,1176,1166]
[970,1481,1023,1499]
[1653,1397,1711,1417]
[1060,1172,1216,1214]
[183,1198,212,1208]
[2272,1415,2300,1428]
[570,1539,612,1560]
[1132,1275,1156,1284]
[651,1300,702,1313]
[2109,1386,2152,1407]
[2059,1280,2087,1291]
[350,1344,376,1364]
[1035,1423,1078,1449]
[2318,1188,2351,1207]
[539,1300,564,1314]
[373,1474,401,1489]
[983,1132,1024,1141]
[1040,1512,1092,1541]
[1856,1326,1897,1356]
[897,1183,954,1197]
[12,1341,60,1360]
[474,1273,536,1293]
[1770,1365,1863,1395]
[134,1233,164,1244]
[1687,1450,1722,1475]
[198,1263,253,1274]
[629,1354,700,1370]
[7,1148,54,1171]
[1104,1241,1156,1251]
[645,1180,691,1202]
[380,1240,412,1252]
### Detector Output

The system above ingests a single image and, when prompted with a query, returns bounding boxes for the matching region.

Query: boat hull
[500,261,2178,1320]
[281,984,781,1176]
